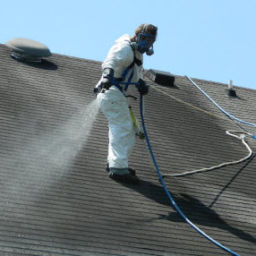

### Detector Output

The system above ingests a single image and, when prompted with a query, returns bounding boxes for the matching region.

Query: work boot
[109,172,139,184]
[106,164,136,176]
[128,168,136,176]
[106,165,139,184]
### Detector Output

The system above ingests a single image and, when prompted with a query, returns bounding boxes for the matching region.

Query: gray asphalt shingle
[0,43,255,255]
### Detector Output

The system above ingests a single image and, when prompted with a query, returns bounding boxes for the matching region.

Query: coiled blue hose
[139,94,240,256]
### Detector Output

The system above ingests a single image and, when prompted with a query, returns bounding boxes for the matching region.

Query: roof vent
[5,38,51,63]
[145,69,175,87]
[227,80,237,97]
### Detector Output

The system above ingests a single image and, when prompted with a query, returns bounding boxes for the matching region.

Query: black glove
[101,68,114,90]
[137,79,149,95]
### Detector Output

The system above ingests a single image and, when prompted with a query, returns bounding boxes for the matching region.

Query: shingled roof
[0,43,255,256]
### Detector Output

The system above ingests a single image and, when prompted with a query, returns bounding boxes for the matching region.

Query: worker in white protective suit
[95,24,157,184]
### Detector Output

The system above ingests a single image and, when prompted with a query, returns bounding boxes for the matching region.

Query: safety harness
[112,43,142,93]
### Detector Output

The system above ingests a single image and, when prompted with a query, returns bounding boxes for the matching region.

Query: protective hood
[102,34,143,82]
[115,34,131,44]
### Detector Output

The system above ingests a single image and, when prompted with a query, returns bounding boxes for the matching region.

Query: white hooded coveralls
[97,34,143,173]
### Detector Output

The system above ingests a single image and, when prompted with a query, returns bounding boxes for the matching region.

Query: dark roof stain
[0,44,255,256]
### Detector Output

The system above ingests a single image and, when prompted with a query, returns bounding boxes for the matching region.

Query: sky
[1,0,256,89]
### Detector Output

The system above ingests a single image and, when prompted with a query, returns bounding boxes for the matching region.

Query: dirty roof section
[0,43,255,256]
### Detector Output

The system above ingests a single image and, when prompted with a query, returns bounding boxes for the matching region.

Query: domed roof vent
[5,38,51,63]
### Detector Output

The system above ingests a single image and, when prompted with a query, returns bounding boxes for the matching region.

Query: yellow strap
[129,106,138,128]
[151,85,227,121]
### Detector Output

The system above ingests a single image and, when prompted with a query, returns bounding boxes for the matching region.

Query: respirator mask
[136,25,156,55]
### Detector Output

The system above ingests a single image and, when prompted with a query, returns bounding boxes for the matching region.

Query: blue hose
[139,94,240,256]
[186,76,256,139]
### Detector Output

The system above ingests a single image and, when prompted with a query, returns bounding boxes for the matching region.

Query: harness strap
[113,43,142,93]
[124,68,135,91]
